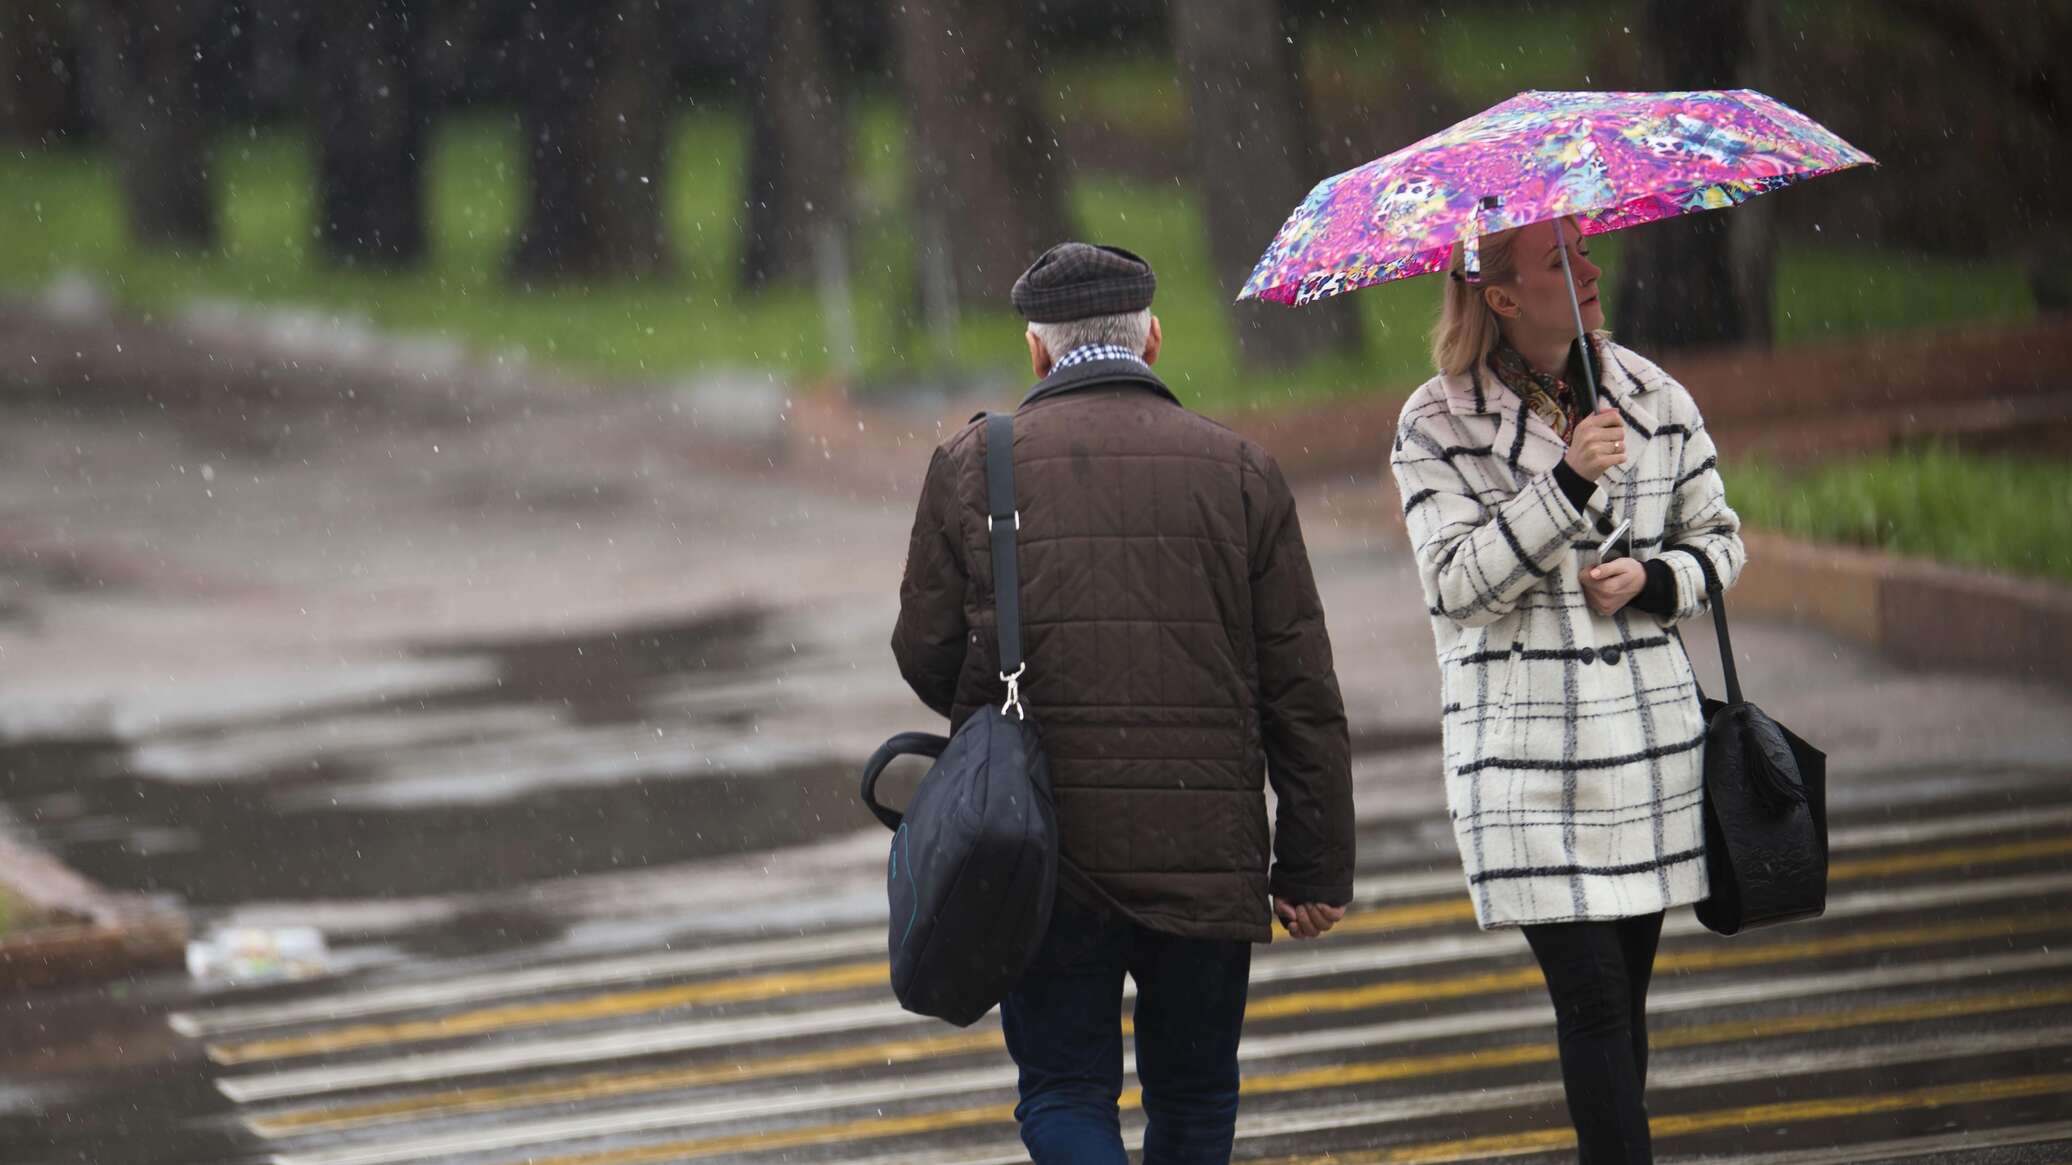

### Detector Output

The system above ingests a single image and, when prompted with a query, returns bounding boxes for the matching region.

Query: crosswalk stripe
[260,963,2072,1162]
[215,897,2072,1104]
[205,833,2072,1066]
[1241,911,2068,1024]
[169,929,888,1039]
[172,804,2072,1040]
[1827,833,2072,880]
[249,944,2072,1137]
[371,1025,2072,1165]
[1251,1072,2072,1164]
[1686,1120,2072,1165]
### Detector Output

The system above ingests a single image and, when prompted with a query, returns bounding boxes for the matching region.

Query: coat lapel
[1444,364,1566,487]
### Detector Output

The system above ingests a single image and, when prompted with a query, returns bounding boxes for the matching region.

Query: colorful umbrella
[1238,88,1875,309]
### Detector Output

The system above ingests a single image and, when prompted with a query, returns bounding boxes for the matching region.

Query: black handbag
[1674,547,1830,936]
[860,412,1060,1026]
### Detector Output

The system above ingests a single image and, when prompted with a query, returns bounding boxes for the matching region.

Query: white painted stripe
[259,945,2072,1152]
[1684,1120,2072,1165]
[238,946,2072,1142]
[267,1065,1016,1165]
[1233,1023,2072,1150]
[264,1014,2072,1165]
[835,1026,2072,1165]
[170,929,888,1038]
[217,1000,917,1104]
[216,870,2072,1104]
[177,803,2072,1039]
[1829,803,2072,850]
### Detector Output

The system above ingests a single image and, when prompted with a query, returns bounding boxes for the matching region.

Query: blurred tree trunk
[893,0,1068,308]
[77,0,218,249]
[1,0,82,144]
[740,0,849,290]
[1170,0,1362,371]
[1613,0,1776,352]
[315,0,427,267]
[510,0,673,280]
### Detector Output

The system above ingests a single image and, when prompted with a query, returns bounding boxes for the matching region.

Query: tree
[1,0,83,145]
[315,0,428,267]
[1612,0,1777,352]
[893,0,1068,308]
[77,0,220,249]
[509,0,673,280]
[1170,0,1363,371]
[740,0,849,291]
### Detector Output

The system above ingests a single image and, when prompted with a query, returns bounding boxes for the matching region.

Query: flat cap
[1011,242,1157,323]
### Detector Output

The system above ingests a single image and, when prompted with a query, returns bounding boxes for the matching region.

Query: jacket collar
[1020,357,1181,409]
[1439,338,1662,490]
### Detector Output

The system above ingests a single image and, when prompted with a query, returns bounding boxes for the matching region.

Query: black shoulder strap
[985,414,1025,695]
[1667,544,1742,706]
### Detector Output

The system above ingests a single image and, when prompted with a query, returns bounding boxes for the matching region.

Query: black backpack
[861,412,1060,1027]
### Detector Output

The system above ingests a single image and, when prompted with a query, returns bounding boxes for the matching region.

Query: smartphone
[1591,517,1633,568]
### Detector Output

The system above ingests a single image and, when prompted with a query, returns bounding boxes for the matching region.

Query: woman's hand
[1564,408,1626,481]
[1580,557,1646,616]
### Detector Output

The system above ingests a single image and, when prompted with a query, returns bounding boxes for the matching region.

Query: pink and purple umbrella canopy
[1239,89,1875,307]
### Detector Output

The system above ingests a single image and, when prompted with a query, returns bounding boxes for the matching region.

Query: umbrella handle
[1554,216,1601,414]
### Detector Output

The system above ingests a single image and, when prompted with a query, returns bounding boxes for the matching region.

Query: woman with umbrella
[1241,91,1871,1160]
[1401,212,1741,1162]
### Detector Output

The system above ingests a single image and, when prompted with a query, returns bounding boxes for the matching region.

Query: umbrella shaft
[1554,217,1600,413]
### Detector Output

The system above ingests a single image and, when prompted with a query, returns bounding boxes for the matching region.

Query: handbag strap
[1666,544,1742,706]
[985,413,1027,716]
[859,731,949,831]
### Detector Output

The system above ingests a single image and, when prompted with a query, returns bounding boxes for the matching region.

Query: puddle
[0,607,872,909]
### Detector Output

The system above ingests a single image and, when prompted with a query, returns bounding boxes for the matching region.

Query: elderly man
[891,242,1356,1164]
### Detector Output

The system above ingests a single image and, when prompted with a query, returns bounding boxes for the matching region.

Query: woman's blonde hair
[1429,226,1524,378]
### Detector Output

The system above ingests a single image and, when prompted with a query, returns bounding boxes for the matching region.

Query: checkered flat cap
[1011,242,1157,323]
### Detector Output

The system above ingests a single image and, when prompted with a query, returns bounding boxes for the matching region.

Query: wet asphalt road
[4,302,2072,1162]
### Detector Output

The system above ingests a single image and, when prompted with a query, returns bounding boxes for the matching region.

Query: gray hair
[1027,309,1152,361]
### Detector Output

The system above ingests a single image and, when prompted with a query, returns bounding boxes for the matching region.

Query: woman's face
[1487,217,1604,340]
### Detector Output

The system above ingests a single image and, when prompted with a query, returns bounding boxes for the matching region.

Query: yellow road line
[246,1029,1002,1136]
[209,832,2072,1065]
[497,1065,2072,1165]
[210,960,890,1065]
[257,954,2072,1137]
[1254,1071,2072,1164]
[1244,911,2068,1023]
[1828,833,2072,880]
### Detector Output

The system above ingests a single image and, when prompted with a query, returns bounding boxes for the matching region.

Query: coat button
[1578,648,1597,665]
[1596,515,1615,535]
[1601,646,1623,666]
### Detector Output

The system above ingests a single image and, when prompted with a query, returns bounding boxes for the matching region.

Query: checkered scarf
[1052,344,1149,373]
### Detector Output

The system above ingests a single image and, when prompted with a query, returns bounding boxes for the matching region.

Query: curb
[0,828,189,992]
[1734,531,2072,688]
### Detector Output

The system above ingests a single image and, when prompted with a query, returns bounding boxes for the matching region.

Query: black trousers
[1519,911,1666,1165]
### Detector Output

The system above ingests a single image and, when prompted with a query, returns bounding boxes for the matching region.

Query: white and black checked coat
[1389,339,1745,929]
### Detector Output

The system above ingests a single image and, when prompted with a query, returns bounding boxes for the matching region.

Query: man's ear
[1142,315,1162,366]
[1482,284,1520,320]
[1027,330,1052,378]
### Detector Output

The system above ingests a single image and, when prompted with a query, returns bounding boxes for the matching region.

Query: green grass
[1729,446,2072,584]
[0,99,2041,413]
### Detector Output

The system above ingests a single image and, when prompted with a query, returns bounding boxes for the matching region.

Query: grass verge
[1729,446,2072,585]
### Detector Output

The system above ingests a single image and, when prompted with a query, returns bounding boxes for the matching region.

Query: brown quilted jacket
[890,357,1354,942]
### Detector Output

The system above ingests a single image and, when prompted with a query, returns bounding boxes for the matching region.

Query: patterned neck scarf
[1487,341,1586,440]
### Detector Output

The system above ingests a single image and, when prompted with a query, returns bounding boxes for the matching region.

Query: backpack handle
[860,731,949,831]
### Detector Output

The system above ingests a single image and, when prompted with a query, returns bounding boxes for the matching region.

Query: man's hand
[1563,408,1626,481]
[1274,897,1347,940]
[1580,556,1646,616]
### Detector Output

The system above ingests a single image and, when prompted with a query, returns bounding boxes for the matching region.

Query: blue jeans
[1000,888,1252,1165]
